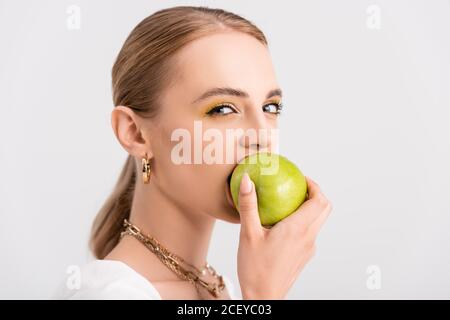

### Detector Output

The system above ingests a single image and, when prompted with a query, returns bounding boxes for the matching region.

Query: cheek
[154,122,235,211]
[158,162,225,210]
[153,128,223,204]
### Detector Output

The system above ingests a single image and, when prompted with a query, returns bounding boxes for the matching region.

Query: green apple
[229,152,307,226]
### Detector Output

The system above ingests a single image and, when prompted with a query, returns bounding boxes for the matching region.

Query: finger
[280,176,329,228]
[238,173,263,239]
[305,176,320,199]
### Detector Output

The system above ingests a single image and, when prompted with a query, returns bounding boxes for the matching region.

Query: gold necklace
[120,219,226,298]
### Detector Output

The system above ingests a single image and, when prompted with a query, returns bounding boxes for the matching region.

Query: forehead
[170,31,278,99]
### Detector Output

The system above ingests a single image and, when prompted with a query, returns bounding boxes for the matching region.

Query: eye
[206,103,237,116]
[262,102,283,114]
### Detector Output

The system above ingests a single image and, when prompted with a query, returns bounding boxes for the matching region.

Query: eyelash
[206,102,283,116]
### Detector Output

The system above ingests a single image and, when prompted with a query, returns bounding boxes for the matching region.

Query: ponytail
[89,155,136,259]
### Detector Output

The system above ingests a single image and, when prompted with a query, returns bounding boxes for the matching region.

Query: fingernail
[240,173,253,194]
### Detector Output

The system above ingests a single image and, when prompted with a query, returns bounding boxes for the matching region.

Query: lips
[227,172,233,186]
[225,166,237,210]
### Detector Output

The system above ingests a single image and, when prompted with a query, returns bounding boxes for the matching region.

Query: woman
[55,5,332,300]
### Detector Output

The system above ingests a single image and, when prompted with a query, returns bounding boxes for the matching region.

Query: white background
[1,0,449,299]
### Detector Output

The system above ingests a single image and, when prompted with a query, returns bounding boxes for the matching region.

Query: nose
[238,110,276,153]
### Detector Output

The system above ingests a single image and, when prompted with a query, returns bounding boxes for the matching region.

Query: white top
[52,259,238,300]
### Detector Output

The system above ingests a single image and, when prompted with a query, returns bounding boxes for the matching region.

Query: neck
[128,179,216,270]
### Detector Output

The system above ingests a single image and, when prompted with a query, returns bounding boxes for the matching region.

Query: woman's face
[147,31,281,223]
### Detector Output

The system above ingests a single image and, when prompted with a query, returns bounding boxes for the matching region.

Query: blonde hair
[89,6,268,259]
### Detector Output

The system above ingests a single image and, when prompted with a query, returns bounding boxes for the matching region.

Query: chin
[208,201,241,224]
[215,211,241,224]
[221,206,241,224]
[208,162,243,224]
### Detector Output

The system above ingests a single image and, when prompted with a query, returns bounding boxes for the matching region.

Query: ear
[111,106,154,159]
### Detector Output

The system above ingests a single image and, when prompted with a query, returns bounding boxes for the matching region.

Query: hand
[237,173,332,299]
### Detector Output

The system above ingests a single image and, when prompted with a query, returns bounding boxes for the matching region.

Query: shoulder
[52,259,162,300]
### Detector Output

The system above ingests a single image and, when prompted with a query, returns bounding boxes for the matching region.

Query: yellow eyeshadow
[266,99,282,105]
[201,100,233,115]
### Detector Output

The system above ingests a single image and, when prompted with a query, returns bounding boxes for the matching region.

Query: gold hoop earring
[142,154,151,184]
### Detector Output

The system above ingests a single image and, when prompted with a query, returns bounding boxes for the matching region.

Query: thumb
[238,173,262,238]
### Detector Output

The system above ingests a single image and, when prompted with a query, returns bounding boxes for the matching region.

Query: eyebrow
[192,87,283,104]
